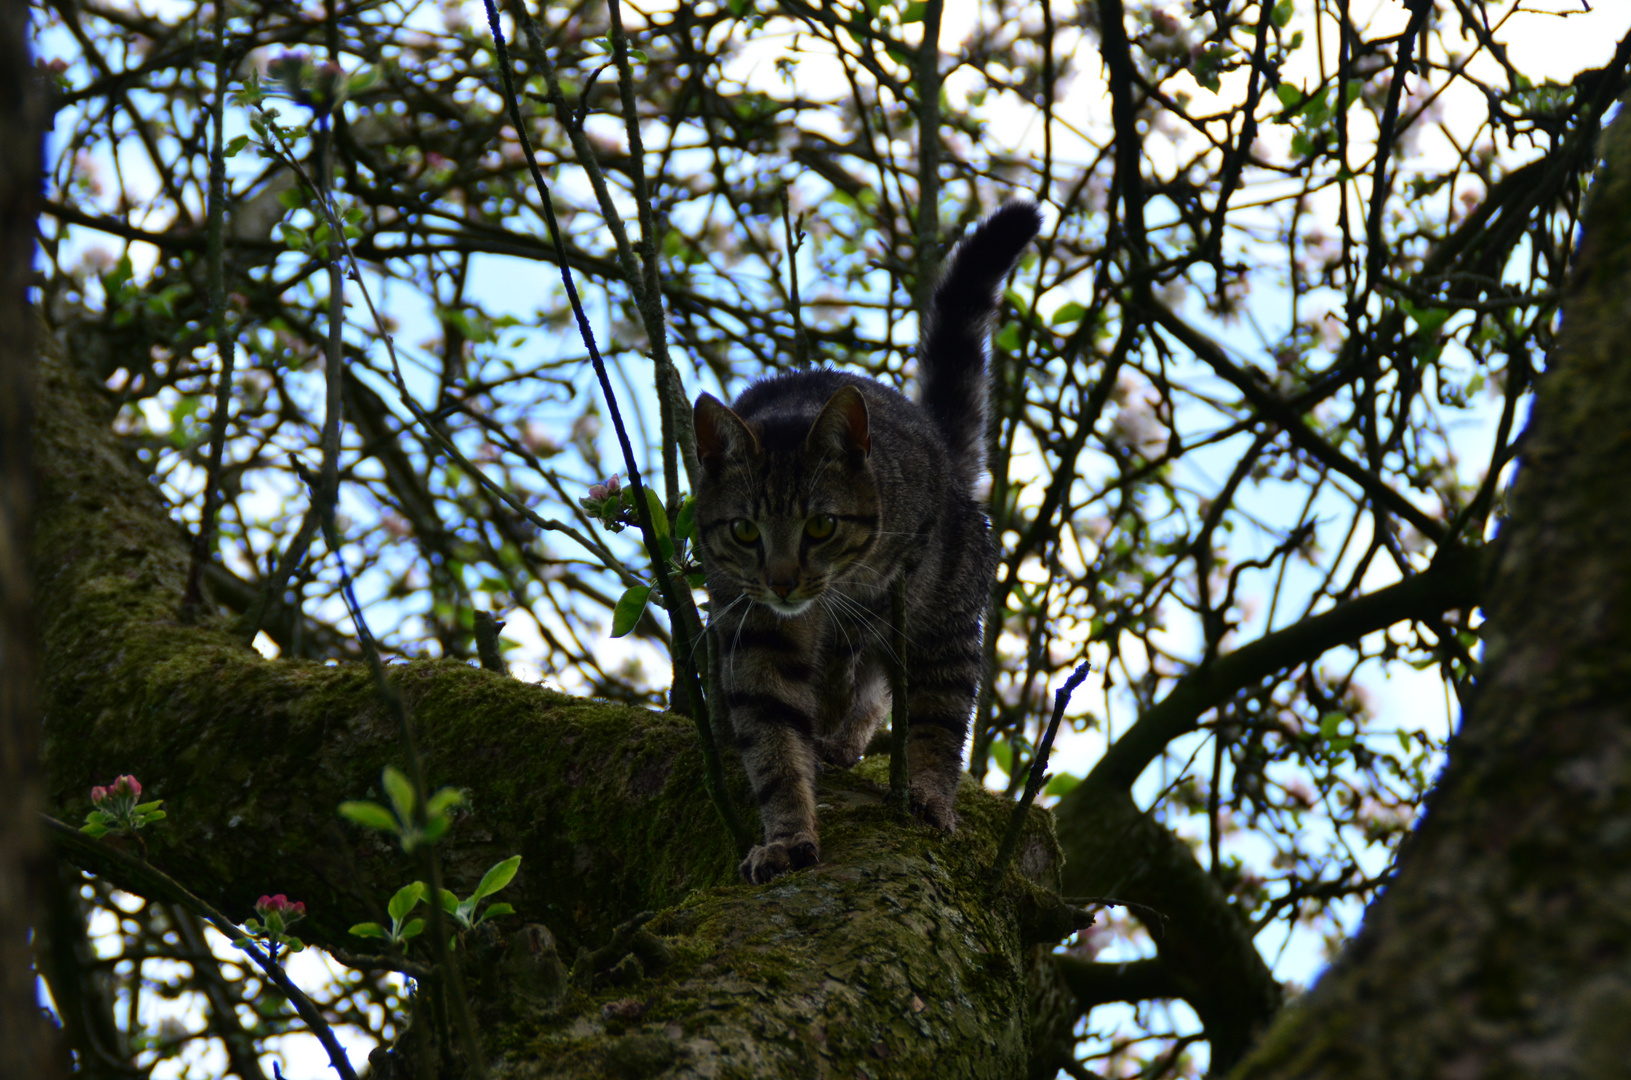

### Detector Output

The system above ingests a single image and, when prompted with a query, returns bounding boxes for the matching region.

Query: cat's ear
[694,393,759,472]
[807,385,871,460]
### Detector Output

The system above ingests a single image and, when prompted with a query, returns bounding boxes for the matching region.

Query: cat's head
[693,386,879,617]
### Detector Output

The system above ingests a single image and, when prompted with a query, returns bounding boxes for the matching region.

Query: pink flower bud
[256,894,306,923]
[603,474,621,494]
[90,786,108,806]
[588,484,607,501]
[110,775,141,799]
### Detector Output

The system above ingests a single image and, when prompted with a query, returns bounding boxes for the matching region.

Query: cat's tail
[918,201,1043,491]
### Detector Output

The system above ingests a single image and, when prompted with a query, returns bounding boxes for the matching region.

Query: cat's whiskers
[694,593,751,672]
[818,585,915,663]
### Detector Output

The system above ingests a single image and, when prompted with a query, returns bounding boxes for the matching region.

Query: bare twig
[993,659,1092,879]
[182,11,237,618]
[780,190,810,369]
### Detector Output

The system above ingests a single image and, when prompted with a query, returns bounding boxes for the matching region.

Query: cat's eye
[805,514,836,540]
[730,518,761,544]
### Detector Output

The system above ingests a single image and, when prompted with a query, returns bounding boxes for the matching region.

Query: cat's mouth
[755,593,815,618]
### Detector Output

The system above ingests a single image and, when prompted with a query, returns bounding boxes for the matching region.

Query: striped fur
[694,204,1040,883]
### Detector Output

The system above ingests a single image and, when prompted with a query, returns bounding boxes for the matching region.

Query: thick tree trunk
[29,332,1076,1078]
[1233,109,1631,1077]
[0,0,59,1072]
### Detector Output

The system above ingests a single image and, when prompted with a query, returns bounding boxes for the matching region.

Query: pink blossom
[256,894,306,921]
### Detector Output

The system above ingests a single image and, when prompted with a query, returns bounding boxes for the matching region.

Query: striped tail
[918,201,1043,491]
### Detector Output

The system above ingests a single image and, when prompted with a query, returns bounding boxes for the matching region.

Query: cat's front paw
[814,737,861,770]
[738,834,820,884]
[910,788,959,833]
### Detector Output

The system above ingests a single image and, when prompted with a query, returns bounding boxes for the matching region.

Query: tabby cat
[693,202,1042,883]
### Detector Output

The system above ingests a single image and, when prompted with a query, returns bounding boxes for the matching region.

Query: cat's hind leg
[903,629,982,832]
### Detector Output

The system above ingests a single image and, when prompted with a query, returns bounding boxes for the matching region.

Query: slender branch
[477,0,747,849]
[1144,297,1449,542]
[43,816,360,1080]
[1082,543,1480,794]
[1363,0,1434,292]
[182,16,237,617]
[607,0,698,501]
[780,189,810,369]
[993,660,1091,879]
[1052,954,1182,1008]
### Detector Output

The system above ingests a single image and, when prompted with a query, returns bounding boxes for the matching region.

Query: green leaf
[382,765,416,823]
[611,584,653,638]
[675,496,698,546]
[398,918,425,940]
[1318,712,1345,739]
[426,787,464,817]
[80,823,109,838]
[137,810,167,824]
[278,222,310,252]
[1044,772,1081,797]
[989,739,1013,774]
[993,322,1021,353]
[1271,0,1294,28]
[438,889,460,913]
[1275,84,1303,109]
[423,815,451,844]
[346,65,381,94]
[133,800,164,814]
[339,800,399,832]
[643,488,669,540]
[388,882,427,922]
[901,0,925,21]
[477,902,515,924]
[473,855,521,901]
[1050,301,1086,326]
[349,922,387,939]
[223,134,251,158]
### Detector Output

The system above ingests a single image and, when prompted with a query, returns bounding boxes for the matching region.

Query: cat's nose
[766,563,799,598]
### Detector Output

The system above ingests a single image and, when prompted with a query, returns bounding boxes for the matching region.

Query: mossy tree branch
[32,337,1073,1077]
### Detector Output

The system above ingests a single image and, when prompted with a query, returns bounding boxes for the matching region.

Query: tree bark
[29,332,1076,1078]
[1233,107,1631,1078]
[0,0,60,1071]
